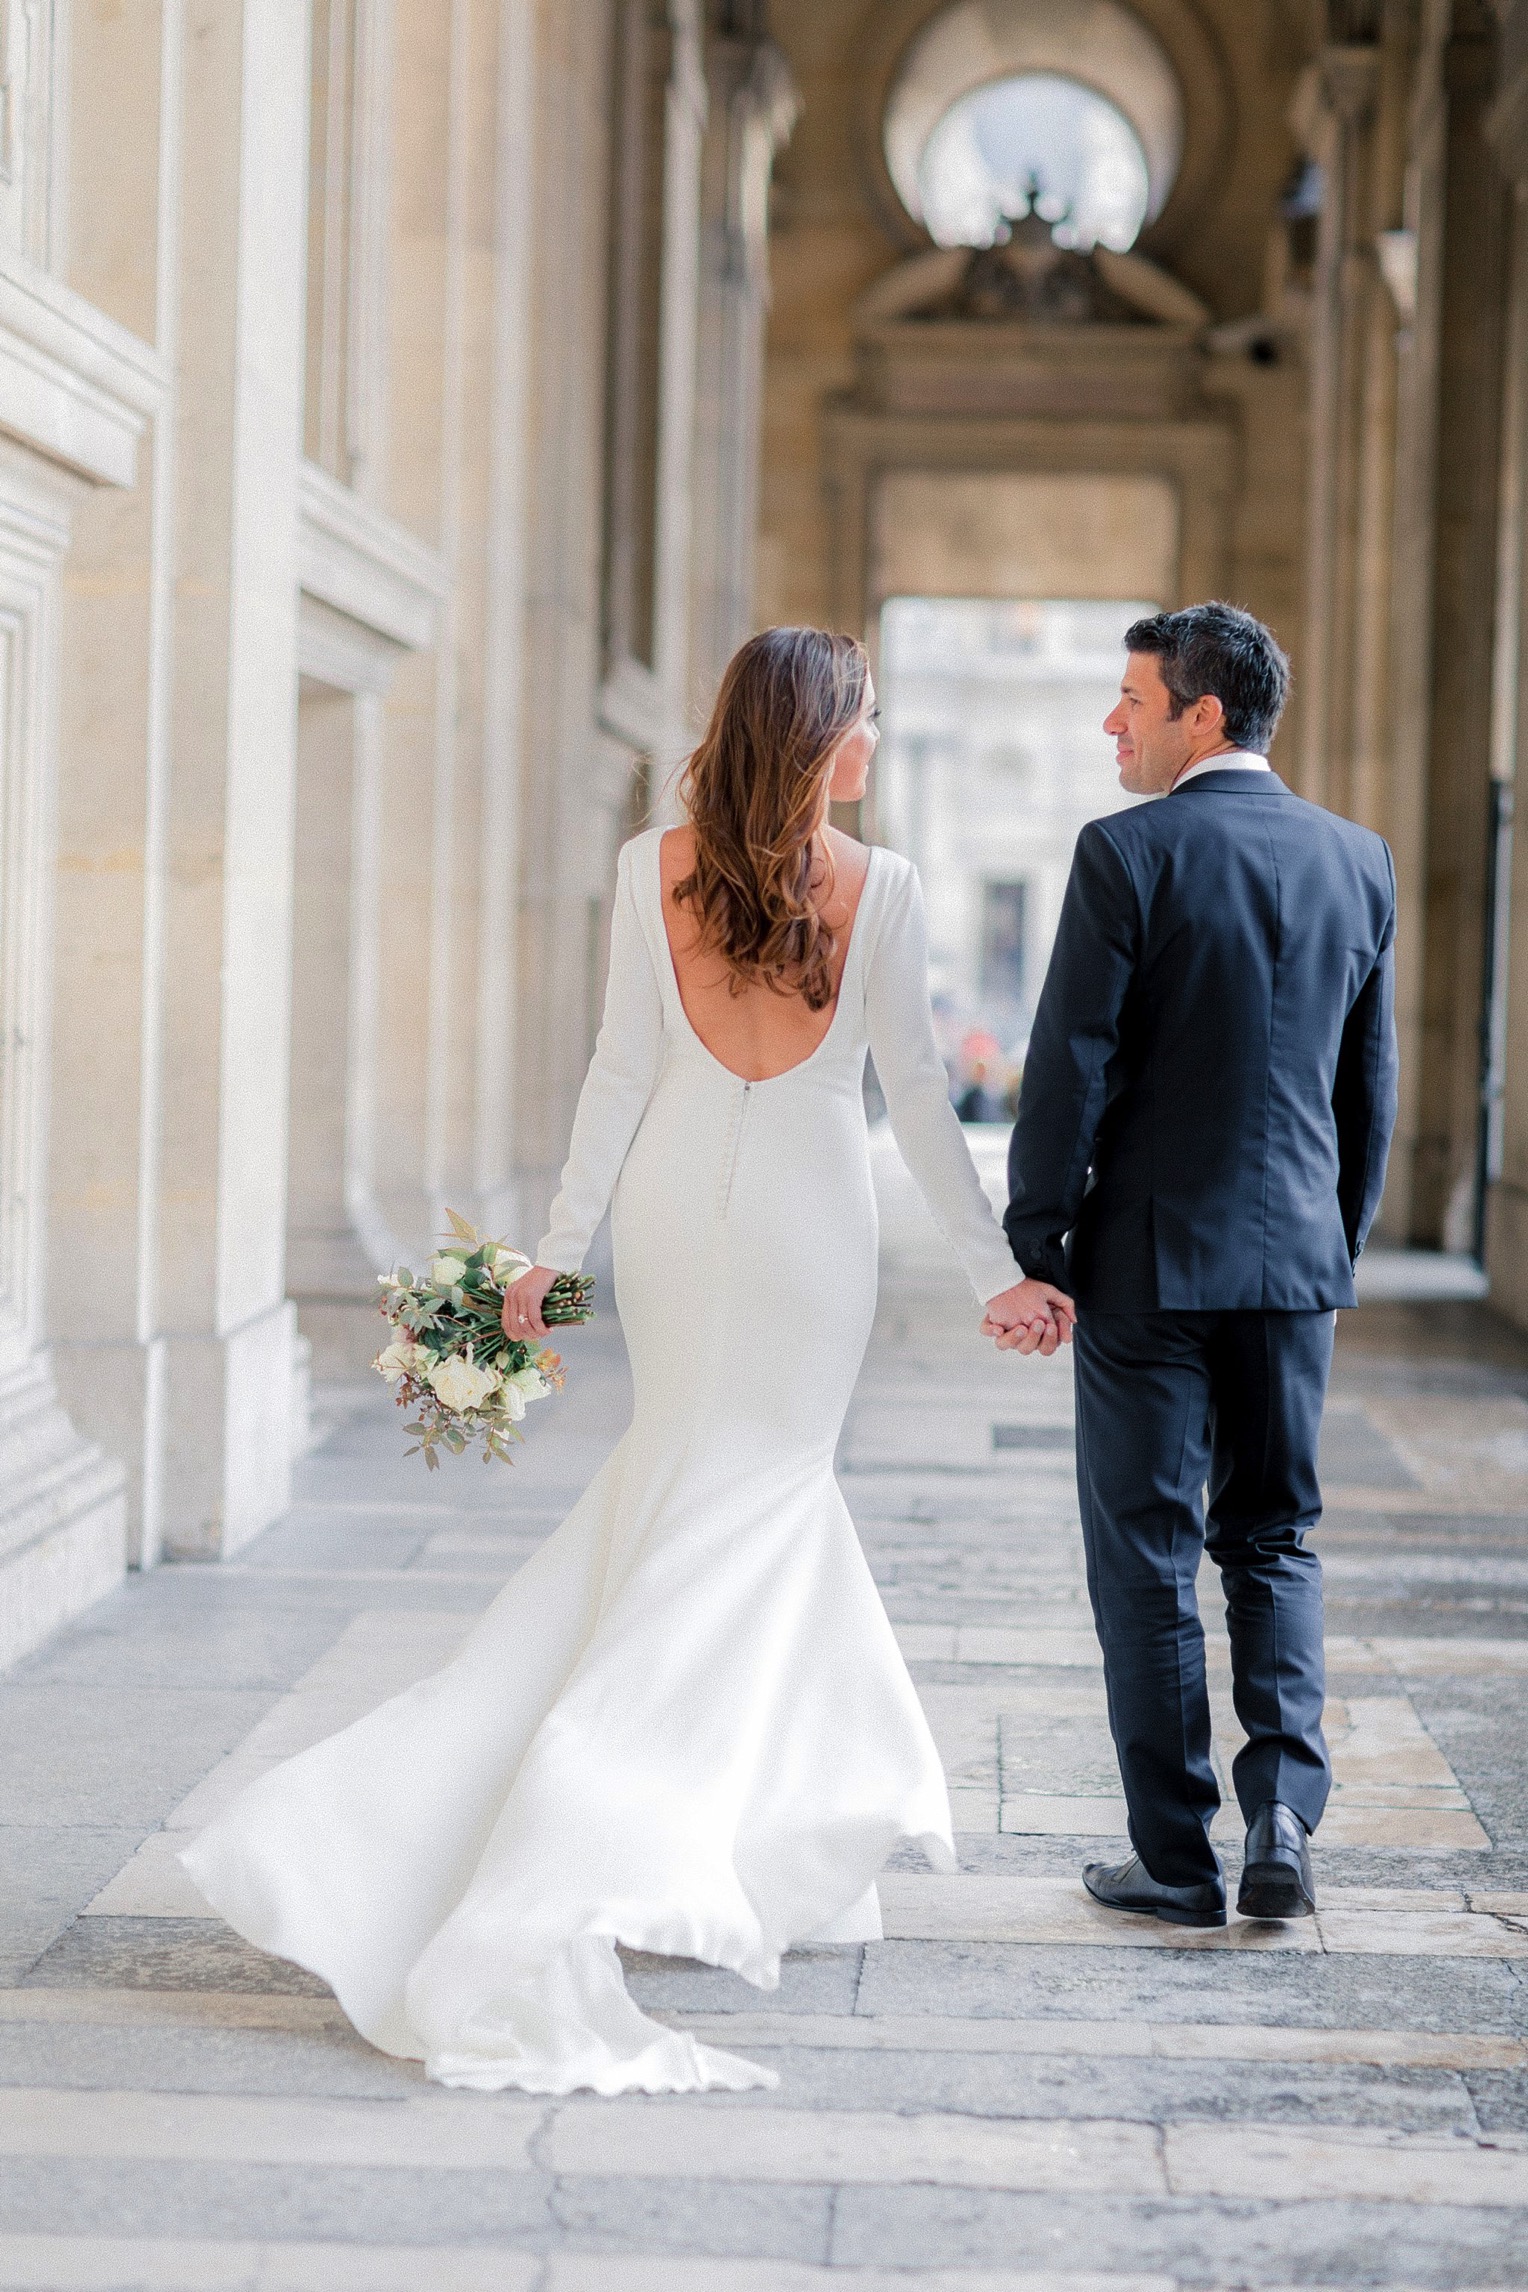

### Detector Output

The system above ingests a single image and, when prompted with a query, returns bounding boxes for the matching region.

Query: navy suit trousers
[1072,1308,1334,1887]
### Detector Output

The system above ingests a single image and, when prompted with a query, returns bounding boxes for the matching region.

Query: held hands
[503,1265,559,1342]
[981,1277,1077,1358]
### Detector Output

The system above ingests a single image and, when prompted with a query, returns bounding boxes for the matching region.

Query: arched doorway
[882,0,1185,254]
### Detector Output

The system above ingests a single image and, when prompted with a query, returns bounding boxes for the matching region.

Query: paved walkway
[3,1132,1528,2288]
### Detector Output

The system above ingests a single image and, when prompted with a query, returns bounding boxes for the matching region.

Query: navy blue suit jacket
[1003,768,1399,1312]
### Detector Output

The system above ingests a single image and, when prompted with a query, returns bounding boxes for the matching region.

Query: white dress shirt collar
[1171,749,1272,791]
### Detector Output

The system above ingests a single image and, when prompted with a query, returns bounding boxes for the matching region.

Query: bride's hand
[503,1265,558,1342]
[981,1277,1076,1358]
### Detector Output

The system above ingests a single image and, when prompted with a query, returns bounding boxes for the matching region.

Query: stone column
[418,0,539,1254]
[1482,0,1528,1312]
[155,0,311,1556]
[0,441,134,1663]
[1378,2,1451,1247]
[46,0,180,1575]
[285,480,449,1377]
[512,0,621,1240]
[1347,6,1420,839]
[688,9,797,718]
[469,0,539,1248]
[1299,2,1509,1253]
[1411,0,1512,1250]
[513,0,715,1237]
[1297,33,1383,816]
[1296,2,1430,1245]
[286,678,388,1381]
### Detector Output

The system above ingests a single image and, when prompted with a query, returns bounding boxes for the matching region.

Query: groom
[983,603,1398,1928]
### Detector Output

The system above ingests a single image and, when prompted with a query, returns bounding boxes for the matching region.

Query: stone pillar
[46,0,180,1575]
[1297,33,1383,816]
[314,0,537,1292]
[287,679,387,1381]
[1346,8,1420,841]
[285,0,492,1381]
[1297,2,1432,1246]
[513,0,712,1236]
[688,9,797,718]
[418,0,538,1254]
[155,0,311,1556]
[1411,0,1511,1250]
[0,444,133,1663]
[1378,2,1451,1247]
[1299,2,1511,1253]
[285,479,450,1379]
[1482,0,1528,1313]
[512,0,622,1240]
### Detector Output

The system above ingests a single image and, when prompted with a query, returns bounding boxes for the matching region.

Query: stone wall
[0,0,793,1666]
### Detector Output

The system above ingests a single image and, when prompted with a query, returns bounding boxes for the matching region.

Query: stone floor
[3,1132,1528,2289]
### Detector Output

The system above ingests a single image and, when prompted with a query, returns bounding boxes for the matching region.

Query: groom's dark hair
[1124,602,1290,755]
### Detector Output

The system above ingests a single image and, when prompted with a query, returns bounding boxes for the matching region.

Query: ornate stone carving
[842,211,1211,423]
[909,207,1148,327]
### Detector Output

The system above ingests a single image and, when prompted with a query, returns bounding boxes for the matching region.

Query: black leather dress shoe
[1238,1801,1316,1920]
[1082,1852,1227,1928]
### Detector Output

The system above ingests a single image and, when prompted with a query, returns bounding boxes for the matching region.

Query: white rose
[427,1353,501,1413]
[430,1252,468,1287]
[508,1364,550,1402]
[374,1337,419,1384]
[493,1245,531,1283]
[501,1381,528,1423]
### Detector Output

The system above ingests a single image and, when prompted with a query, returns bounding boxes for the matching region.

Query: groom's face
[1104,654,1192,796]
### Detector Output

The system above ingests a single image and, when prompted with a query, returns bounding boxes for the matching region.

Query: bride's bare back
[659,824,872,1083]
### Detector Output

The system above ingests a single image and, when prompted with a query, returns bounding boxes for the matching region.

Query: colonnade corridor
[0,1147,1525,2288]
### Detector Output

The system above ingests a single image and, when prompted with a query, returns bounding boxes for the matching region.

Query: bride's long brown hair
[674,626,869,1013]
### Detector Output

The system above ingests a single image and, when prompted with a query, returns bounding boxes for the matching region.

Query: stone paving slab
[0,2160,559,2250]
[829,2185,1528,2281]
[851,1939,1528,2031]
[875,1877,1528,1955]
[0,2034,1483,2134]
[0,2086,544,2169]
[0,2251,1175,2292]
[0,2243,540,2292]
[665,2009,1528,2069]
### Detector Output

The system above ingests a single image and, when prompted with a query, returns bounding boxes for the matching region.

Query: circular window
[918,72,1152,250]
[884,0,1184,249]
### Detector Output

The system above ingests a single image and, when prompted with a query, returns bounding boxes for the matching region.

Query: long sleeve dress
[182,829,1021,2097]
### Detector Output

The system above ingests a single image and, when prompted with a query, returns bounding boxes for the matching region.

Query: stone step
[6,1985,1525,2073]
[1,2083,1526,2210]
[877,1874,1528,1954]
[0,2242,1171,2292]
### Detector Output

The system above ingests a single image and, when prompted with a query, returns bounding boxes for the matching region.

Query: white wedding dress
[182,829,1019,2095]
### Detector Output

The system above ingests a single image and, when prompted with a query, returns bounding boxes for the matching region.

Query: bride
[182,626,1071,2097]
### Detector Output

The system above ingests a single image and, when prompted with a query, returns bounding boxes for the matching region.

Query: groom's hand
[981,1278,1076,1357]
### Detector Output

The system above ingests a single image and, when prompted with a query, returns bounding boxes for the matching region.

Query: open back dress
[182,828,1020,2095]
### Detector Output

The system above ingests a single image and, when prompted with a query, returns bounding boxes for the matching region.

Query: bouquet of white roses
[374,1210,595,1468]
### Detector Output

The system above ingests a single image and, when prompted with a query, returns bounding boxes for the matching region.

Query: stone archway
[849,0,1234,262]
[881,0,1187,242]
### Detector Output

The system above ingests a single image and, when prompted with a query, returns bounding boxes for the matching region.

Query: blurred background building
[876,596,1149,1105]
[5,0,1528,1661]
